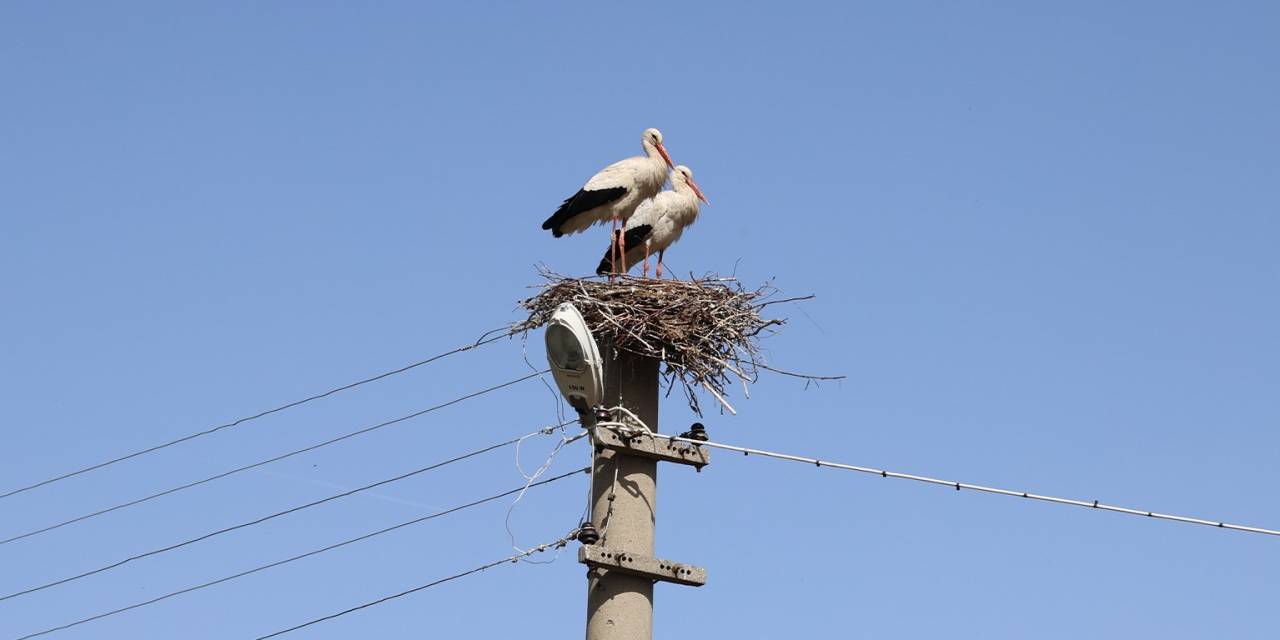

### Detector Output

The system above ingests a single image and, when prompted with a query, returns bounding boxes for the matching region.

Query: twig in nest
[754,363,846,381]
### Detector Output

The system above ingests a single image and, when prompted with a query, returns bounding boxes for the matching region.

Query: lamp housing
[544,303,604,413]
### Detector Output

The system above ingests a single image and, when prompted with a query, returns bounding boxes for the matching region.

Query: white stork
[595,165,708,278]
[542,128,674,274]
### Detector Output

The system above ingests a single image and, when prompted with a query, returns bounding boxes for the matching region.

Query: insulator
[576,522,600,545]
[684,422,709,442]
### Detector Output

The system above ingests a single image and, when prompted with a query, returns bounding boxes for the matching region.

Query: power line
[0,328,513,501]
[12,467,588,640]
[0,371,546,546]
[649,431,1280,538]
[255,535,575,639]
[1,427,581,602]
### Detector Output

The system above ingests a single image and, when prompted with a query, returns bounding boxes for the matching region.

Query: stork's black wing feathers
[595,224,653,275]
[542,187,627,237]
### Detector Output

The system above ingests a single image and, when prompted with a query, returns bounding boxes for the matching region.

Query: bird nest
[515,268,836,416]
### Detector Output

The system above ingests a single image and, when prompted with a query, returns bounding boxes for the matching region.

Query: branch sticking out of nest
[514,267,843,416]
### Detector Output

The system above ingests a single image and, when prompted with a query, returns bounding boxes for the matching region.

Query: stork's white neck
[642,140,663,162]
[633,141,671,194]
[668,179,701,223]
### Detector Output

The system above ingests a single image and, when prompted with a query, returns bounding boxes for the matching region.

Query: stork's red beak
[656,142,674,169]
[688,177,709,204]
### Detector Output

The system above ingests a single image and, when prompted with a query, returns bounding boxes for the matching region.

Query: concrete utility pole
[581,350,709,640]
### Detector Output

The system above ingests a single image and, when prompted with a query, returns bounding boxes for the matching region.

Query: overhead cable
[648,431,1280,538]
[1,371,546,546]
[1,427,581,602]
[11,467,588,640]
[0,327,513,501]
[254,534,576,639]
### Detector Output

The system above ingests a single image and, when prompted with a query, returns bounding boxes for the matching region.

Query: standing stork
[542,128,674,274]
[594,165,708,278]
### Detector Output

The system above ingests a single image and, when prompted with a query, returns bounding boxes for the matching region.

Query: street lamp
[544,302,604,414]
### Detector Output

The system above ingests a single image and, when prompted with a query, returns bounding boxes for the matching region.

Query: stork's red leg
[619,223,628,274]
[656,250,665,279]
[609,215,619,278]
[642,242,650,278]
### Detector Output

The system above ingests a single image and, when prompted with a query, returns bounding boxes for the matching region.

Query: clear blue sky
[2,2,1277,638]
